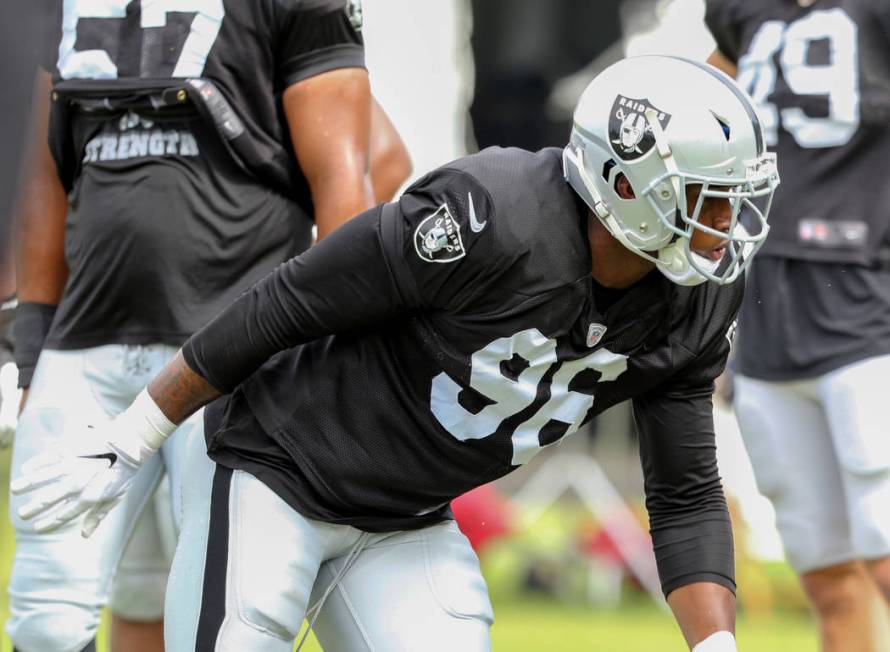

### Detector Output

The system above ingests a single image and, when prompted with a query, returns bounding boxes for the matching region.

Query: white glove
[11,389,177,537]
[692,631,737,652]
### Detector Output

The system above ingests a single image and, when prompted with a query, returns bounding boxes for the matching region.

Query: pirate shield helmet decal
[608,95,672,161]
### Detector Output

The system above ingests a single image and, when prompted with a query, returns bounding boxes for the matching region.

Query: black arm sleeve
[704,0,742,63]
[182,205,410,392]
[634,384,735,598]
[633,282,741,597]
[12,302,57,388]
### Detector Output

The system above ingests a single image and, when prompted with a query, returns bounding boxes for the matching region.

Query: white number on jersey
[736,8,860,148]
[58,0,225,79]
[430,328,628,466]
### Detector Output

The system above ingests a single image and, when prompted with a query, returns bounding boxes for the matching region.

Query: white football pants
[165,429,494,651]
[7,345,200,652]
[735,354,890,572]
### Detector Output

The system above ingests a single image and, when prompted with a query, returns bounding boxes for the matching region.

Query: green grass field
[291,601,817,652]
[0,448,818,651]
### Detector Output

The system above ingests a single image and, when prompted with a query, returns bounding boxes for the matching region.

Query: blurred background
[0,0,819,650]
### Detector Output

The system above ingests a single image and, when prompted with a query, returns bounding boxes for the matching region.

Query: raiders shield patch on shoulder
[414,204,466,264]
[608,95,671,161]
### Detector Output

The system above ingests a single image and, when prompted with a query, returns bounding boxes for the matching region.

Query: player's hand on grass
[11,430,142,536]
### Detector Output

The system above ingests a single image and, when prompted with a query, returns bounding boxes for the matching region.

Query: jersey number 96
[431,328,628,466]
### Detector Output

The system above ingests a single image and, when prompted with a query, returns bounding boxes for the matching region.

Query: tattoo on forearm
[147,351,221,423]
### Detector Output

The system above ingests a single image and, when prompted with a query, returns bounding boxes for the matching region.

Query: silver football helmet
[564,55,779,286]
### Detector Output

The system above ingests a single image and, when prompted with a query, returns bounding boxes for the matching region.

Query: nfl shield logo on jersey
[608,96,672,161]
[586,323,607,347]
[414,204,466,263]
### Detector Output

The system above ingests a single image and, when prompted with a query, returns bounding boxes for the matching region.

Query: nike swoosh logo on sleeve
[468,192,487,233]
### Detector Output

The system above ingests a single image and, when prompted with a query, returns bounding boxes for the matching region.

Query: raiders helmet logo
[414,204,466,263]
[608,95,672,161]
[345,0,363,31]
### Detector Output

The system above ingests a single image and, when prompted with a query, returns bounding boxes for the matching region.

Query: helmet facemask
[643,153,778,286]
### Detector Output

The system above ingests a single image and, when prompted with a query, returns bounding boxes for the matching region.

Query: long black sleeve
[182,167,498,393]
[634,384,735,597]
[182,205,410,392]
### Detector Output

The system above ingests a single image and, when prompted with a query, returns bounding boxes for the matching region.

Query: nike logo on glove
[468,192,487,233]
[79,452,118,467]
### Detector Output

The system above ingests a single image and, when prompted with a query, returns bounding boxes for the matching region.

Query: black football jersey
[735,257,890,379]
[706,0,890,265]
[707,0,890,379]
[185,147,741,595]
[40,0,364,350]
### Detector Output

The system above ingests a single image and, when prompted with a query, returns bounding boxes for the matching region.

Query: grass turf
[291,600,817,652]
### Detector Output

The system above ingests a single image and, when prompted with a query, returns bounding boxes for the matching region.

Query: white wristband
[692,631,736,652]
[109,388,179,464]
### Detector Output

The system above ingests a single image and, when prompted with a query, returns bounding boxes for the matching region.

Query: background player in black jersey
[7,1,411,652]
[705,1,890,650]
[12,56,779,651]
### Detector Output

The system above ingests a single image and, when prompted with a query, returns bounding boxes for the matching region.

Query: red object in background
[579,526,625,566]
[451,484,513,553]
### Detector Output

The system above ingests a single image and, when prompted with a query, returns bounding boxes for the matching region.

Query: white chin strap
[601,213,712,287]
[657,241,714,286]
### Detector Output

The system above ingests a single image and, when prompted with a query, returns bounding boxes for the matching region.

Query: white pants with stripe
[165,432,494,652]
[734,354,890,572]
[7,345,200,652]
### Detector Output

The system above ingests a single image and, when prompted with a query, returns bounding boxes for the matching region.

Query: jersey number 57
[58,0,225,80]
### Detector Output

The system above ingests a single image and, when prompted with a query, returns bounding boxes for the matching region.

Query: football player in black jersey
[7,1,411,652]
[12,56,779,651]
[706,1,890,650]
[0,0,51,251]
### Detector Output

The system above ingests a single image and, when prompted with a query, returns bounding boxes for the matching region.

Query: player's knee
[801,563,868,617]
[844,469,890,561]
[783,529,850,574]
[770,493,851,573]
[852,516,890,562]
[864,556,890,598]
[238,601,300,641]
[7,601,100,652]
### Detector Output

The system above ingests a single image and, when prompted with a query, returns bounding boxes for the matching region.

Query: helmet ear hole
[614,173,636,200]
